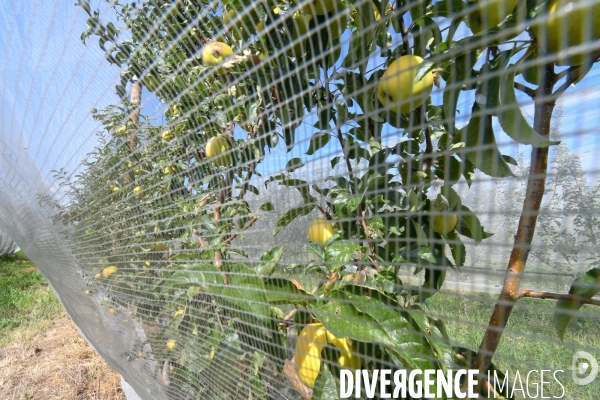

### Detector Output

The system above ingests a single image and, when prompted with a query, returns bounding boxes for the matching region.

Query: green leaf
[311,361,329,400]
[310,290,396,347]
[414,59,436,85]
[305,132,331,155]
[455,205,492,243]
[273,205,314,236]
[216,263,286,368]
[245,184,259,195]
[259,202,274,211]
[442,49,483,136]
[498,65,558,148]
[78,0,91,15]
[263,277,311,305]
[554,267,600,340]
[411,219,430,245]
[170,263,223,290]
[428,0,465,17]
[526,0,551,20]
[520,46,541,85]
[258,246,284,276]
[421,265,447,301]
[325,241,359,270]
[285,157,305,173]
[439,186,460,210]
[307,243,326,260]
[347,196,363,213]
[435,155,463,185]
[458,104,515,178]
[502,155,518,166]
[279,178,312,200]
[474,50,512,115]
[446,230,466,267]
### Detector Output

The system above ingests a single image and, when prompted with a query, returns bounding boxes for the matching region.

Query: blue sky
[2,0,600,203]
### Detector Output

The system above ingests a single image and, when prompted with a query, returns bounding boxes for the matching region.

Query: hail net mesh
[1,0,600,399]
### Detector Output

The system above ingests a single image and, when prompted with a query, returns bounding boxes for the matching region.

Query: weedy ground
[0,251,124,399]
[425,291,600,399]
[2,251,599,398]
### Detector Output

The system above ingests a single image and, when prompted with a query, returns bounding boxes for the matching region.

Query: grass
[0,251,62,347]
[3,250,599,397]
[425,291,600,399]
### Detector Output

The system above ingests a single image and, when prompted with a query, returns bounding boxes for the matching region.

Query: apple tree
[63,0,600,397]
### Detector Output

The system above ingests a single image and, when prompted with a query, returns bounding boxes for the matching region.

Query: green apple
[432,213,458,235]
[377,55,433,115]
[532,0,600,66]
[430,202,458,235]
[206,135,233,166]
[466,0,522,37]
[202,41,233,66]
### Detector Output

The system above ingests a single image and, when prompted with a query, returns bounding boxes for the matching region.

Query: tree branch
[397,2,410,56]
[222,215,259,244]
[519,289,600,307]
[183,138,193,191]
[316,205,333,220]
[236,162,257,201]
[213,170,233,283]
[465,61,558,395]
[361,210,380,272]
[553,50,600,98]
[513,81,535,98]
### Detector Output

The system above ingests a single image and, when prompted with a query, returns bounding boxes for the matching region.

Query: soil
[0,312,125,399]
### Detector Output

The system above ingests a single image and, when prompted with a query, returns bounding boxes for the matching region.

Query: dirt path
[0,312,125,399]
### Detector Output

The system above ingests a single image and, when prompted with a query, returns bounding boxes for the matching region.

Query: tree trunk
[128,80,142,151]
[467,63,557,394]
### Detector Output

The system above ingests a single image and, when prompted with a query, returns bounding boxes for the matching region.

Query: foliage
[61,0,600,397]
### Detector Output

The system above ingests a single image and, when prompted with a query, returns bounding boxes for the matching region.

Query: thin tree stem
[397,2,410,56]
[519,289,600,307]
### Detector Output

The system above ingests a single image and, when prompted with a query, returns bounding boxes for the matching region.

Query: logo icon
[572,351,598,385]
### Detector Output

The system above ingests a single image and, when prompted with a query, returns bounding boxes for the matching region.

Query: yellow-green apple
[532,0,600,66]
[202,42,233,66]
[206,135,233,166]
[466,0,521,36]
[308,218,334,244]
[377,55,434,114]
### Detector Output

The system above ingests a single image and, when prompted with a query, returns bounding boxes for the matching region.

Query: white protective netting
[2,0,600,399]
[0,229,17,255]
